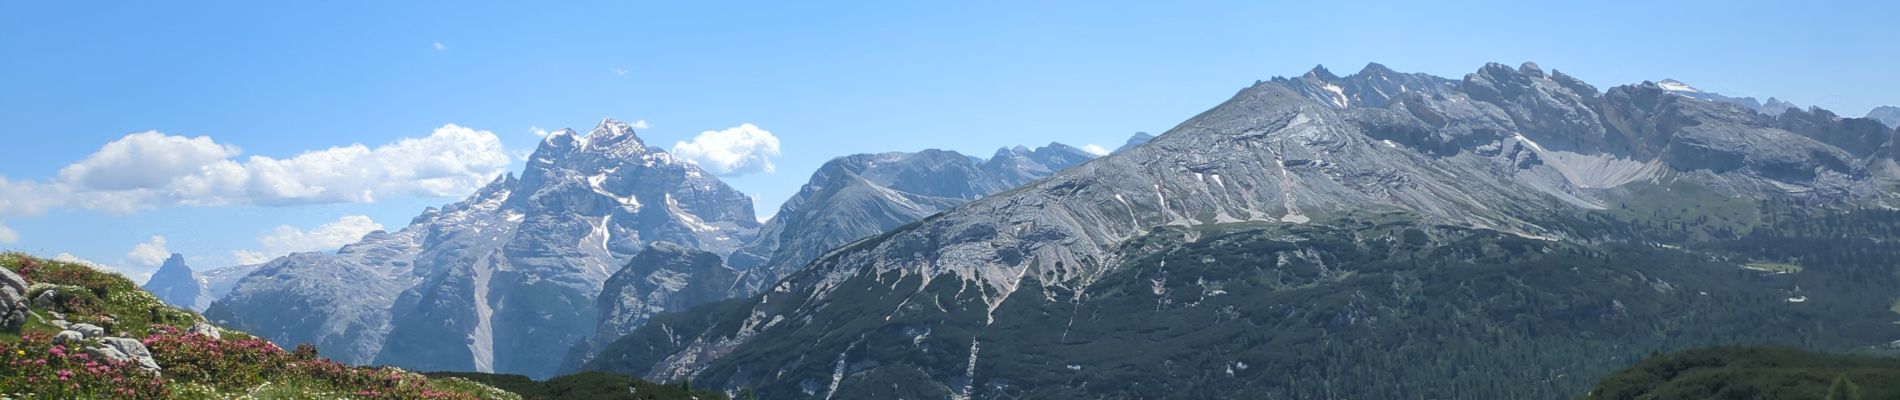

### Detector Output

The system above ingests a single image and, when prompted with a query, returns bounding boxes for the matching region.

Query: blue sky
[1,0,1895,281]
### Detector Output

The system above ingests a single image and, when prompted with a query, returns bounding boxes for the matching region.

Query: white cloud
[59,132,241,191]
[670,123,782,175]
[0,221,14,244]
[232,215,384,264]
[433,42,446,51]
[1082,144,1111,156]
[630,120,650,129]
[0,125,512,221]
[610,67,629,76]
[126,235,170,266]
[530,126,551,138]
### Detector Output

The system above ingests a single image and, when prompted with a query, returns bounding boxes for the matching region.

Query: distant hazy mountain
[200,263,262,300]
[584,62,1900,399]
[1116,132,1155,152]
[1655,78,1802,116]
[141,253,210,312]
[1871,105,1900,128]
[210,119,760,377]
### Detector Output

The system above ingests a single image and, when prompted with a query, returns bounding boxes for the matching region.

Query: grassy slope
[0,252,520,399]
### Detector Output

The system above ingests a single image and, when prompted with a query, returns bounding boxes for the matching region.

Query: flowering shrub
[143,326,484,399]
[0,332,170,399]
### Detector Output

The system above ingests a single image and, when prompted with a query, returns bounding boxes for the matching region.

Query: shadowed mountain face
[563,145,1097,372]
[582,62,1900,399]
[210,119,761,377]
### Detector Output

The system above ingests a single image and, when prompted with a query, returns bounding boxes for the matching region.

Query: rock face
[210,119,761,378]
[0,267,26,330]
[1870,105,1900,129]
[583,62,1900,398]
[564,242,740,373]
[565,146,1096,370]
[141,253,211,312]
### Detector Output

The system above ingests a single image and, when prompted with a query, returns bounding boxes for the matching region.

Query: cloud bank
[0,125,512,225]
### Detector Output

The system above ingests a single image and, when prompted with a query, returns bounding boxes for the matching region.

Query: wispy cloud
[610,67,629,76]
[1082,144,1111,156]
[432,42,446,51]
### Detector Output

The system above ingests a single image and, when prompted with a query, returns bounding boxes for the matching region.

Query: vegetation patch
[0,252,520,399]
[1586,346,1900,400]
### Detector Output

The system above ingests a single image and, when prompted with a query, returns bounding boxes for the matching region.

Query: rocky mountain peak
[584,118,648,156]
[142,253,210,312]
[1869,106,1900,128]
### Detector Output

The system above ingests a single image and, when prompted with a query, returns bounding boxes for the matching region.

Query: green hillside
[1585,346,1900,400]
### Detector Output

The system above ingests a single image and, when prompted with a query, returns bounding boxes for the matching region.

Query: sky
[1,0,1895,282]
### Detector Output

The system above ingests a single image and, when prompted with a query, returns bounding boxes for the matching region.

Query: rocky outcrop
[0,267,26,330]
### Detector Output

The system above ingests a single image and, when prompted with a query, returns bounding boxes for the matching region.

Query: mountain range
[195,60,1900,398]
[575,62,1900,399]
[208,118,1105,378]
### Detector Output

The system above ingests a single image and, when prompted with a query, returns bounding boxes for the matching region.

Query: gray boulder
[52,330,83,345]
[90,337,161,372]
[30,288,57,309]
[189,321,221,340]
[70,323,104,338]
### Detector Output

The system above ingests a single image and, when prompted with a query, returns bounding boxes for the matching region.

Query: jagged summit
[142,253,209,312]
[212,117,759,378]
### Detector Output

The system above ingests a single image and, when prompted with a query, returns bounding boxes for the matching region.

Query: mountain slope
[567,146,1096,371]
[583,62,1900,399]
[211,119,761,378]
[141,253,210,312]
